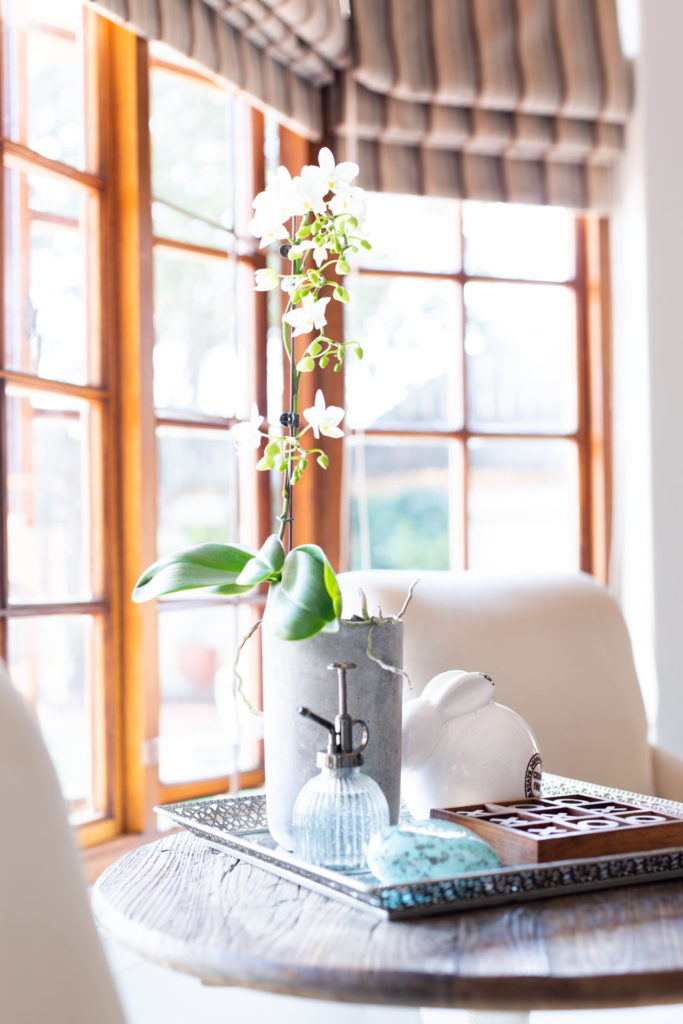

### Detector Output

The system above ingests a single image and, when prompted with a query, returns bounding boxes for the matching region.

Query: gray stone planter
[262,617,404,850]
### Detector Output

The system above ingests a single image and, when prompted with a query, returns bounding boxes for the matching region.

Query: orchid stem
[281,234,300,553]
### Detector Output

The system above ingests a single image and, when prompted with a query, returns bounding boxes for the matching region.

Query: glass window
[153,249,238,416]
[465,281,577,433]
[349,439,463,571]
[6,389,98,603]
[149,51,264,803]
[8,614,104,820]
[467,438,579,571]
[345,276,462,431]
[356,192,460,274]
[462,202,574,282]
[3,0,87,169]
[157,604,260,784]
[346,192,589,574]
[150,63,234,235]
[4,168,95,384]
[0,12,268,843]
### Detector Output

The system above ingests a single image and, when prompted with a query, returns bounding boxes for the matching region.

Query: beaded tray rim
[155,774,683,921]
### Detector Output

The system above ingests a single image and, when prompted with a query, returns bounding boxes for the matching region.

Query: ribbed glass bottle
[292,765,390,871]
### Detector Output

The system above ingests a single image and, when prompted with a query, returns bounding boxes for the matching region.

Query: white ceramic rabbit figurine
[401,670,542,819]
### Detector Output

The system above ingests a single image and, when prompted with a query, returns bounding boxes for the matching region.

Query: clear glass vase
[292,765,390,871]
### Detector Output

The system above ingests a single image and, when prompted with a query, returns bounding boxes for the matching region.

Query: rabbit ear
[401,697,438,767]
[422,670,494,720]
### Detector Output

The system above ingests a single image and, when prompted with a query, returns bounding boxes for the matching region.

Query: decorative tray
[156,775,683,921]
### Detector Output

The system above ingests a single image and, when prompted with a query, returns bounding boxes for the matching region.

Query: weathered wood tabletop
[92,831,683,1011]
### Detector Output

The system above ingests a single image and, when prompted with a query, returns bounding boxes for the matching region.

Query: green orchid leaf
[236,534,286,586]
[132,543,256,603]
[266,544,341,640]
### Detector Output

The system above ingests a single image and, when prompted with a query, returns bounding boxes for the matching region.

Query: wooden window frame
[0,6,124,848]
[0,10,271,858]
[0,7,611,874]
[343,210,612,581]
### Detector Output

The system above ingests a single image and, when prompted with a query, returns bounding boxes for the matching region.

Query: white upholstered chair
[0,661,127,1024]
[338,570,683,800]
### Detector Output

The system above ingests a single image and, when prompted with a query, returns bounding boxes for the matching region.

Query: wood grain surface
[92,832,683,1011]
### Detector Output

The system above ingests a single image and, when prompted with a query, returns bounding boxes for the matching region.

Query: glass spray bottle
[292,662,389,871]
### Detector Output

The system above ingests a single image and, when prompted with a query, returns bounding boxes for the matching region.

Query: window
[344,194,610,578]
[1,0,113,838]
[0,1,611,851]
[148,47,267,803]
[0,1,269,843]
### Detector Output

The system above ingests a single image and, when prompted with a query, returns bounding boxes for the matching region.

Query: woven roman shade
[87,0,632,210]
[85,0,351,139]
[335,0,632,210]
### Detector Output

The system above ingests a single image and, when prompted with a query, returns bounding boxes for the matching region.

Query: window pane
[151,201,233,251]
[157,604,260,784]
[357,193,460,273]
[3,0,87,169]
[8,614,103,818]
[4,169,94,384]
[157,426,239,557]
[467,438,579,571]
[463,202,574,282]
[150,62,233,233]
[153,249,239,416]
[6,389,97,603]
[465,282,577,433]
[349,440,463,570]
[346,276,462,430]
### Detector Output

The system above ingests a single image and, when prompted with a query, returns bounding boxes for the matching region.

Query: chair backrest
[0,662,126,1024]
[338,570,655,796]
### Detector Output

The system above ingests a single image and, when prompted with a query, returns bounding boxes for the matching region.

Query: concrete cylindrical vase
[262,617,403,850]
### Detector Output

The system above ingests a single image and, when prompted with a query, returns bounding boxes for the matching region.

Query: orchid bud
[254,267,279,291]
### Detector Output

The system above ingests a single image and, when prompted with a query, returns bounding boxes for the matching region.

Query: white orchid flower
[329,184,367,221]
[253,165,296,222]
[303,389,345,439]
[231,404,264,453]
[280,275,298,294]
[247,213,289,248]
[291,164,327,217]
[317,147,359,195]
[287,240,316,260]
[312,241,329,267]
[254,267,279,291]
[283,294,330,337]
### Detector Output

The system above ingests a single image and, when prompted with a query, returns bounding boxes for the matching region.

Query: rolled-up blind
[86,0,351,140]
[87,0,632,210]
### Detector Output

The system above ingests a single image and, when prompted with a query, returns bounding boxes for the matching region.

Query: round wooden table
[93,831,683,1012]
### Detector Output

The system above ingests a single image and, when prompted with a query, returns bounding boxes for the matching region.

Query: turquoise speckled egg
[366,818,500,884]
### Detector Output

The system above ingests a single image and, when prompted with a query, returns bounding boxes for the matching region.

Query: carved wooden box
[431,793,683,865]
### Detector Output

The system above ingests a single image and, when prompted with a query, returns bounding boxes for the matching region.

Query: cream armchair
[0,662,126,1024]
[338,570,683,801]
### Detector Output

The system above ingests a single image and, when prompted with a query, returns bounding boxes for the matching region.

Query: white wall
[612,0,683,752]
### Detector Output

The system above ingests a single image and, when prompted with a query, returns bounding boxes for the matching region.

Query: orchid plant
[132,148,369,641]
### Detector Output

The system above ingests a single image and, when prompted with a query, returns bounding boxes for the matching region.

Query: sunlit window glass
[3,0,87,169]
[346,192,581,574]
[467,439,579,571]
